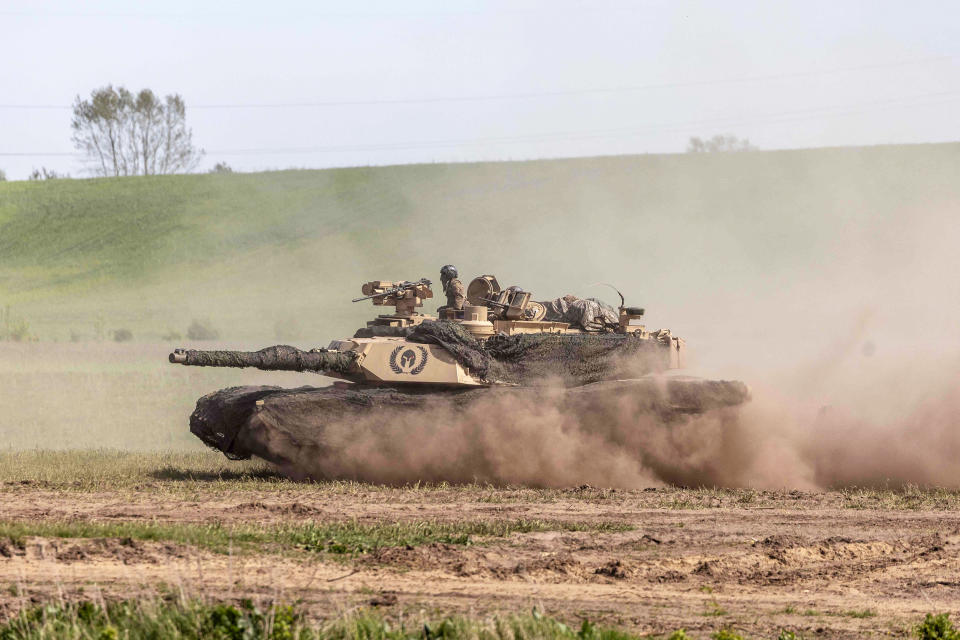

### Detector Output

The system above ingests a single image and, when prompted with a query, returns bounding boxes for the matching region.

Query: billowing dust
[270,357,959,490]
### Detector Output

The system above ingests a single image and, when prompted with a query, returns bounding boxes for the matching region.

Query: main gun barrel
[169,345,357,375]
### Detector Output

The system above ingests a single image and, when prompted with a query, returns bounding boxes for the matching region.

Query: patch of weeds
[711,629,744,640]
[782,605,796,614]
[0,305,34,342]
[702,601,728,617]
[839,486,960,511]
[802,610,820,617]
[667,631,691,640]
[845,609,876,618]
[287,519,630,555]
[699,588,727,618]
[776,631,799,640]
[0,599,660,640]
[915,613,960,640]
[0,599,301,640]
[0,518,631,557]
[665,497,698,510]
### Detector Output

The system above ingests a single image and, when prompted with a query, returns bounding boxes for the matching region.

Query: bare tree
[687,134,757,153]
[71,85,203,176]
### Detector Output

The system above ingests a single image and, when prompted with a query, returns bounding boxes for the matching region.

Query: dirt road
[1,481,957,638]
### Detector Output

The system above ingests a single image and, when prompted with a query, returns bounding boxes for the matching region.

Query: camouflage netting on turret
[482,331,669,385]
[407,321,491,377]
[407,320,669,385]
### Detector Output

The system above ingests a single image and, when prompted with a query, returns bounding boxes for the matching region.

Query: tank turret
[169,275,686,385]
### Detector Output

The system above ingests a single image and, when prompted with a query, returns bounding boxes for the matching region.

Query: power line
[3,89,957,158]
[0,6,647,20]
[0,56,952,111]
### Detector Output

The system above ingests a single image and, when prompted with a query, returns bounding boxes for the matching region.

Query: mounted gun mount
[169,272,748,469]
[353,278,434,328]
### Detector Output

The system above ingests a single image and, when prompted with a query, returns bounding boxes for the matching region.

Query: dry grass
[4,451,960,511]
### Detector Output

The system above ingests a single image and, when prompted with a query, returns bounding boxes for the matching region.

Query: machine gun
[353,278,434,327]
[352,278,431,304]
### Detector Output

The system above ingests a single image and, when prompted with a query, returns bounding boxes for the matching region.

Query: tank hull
[190,378,750,477]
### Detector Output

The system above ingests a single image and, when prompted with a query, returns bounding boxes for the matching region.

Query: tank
[170,276,749,472]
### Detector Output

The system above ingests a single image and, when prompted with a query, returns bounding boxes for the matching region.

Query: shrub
[187,318,220,341]
[0,306,34,342]
[916,613,959,640]
[687,135,756,153]
[209,162,234,174]
[112,328,133,342]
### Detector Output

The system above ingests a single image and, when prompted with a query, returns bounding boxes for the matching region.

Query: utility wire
[0,6,648,20]
[0,56,952,110]
[2,89,957,158]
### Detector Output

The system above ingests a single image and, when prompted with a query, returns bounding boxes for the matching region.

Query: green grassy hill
[2,143,958,355]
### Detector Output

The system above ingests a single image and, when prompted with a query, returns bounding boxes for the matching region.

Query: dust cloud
[271,148,960,489]
[3,146,959,488]
[261,382,742,489]
[265,347,959,490]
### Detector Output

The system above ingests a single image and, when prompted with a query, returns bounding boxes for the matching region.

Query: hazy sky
[1,0,957,179]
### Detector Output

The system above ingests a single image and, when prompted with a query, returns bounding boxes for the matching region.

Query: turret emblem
[389,345,428,375]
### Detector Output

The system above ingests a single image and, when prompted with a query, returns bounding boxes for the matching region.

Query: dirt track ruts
[2,485,959,638]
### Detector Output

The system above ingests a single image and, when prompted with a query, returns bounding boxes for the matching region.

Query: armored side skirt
[190,379,749,476]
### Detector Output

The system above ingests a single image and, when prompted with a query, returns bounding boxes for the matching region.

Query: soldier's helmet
[440,264,458,282]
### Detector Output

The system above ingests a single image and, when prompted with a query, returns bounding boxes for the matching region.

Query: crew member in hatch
[438,264,465,316]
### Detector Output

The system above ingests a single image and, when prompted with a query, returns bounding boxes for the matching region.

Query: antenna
[588,282,625,308]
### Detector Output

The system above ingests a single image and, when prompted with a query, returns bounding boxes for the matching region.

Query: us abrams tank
[170,276,749,474]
